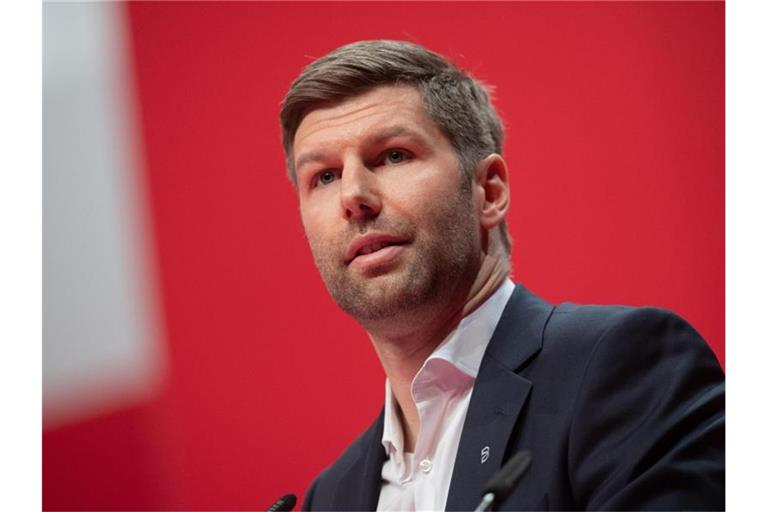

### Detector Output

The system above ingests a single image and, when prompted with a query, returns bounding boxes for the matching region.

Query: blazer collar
[446,283,555,511]
[330,284,554,511]
[332,408,387,511]
[484,283,554,372]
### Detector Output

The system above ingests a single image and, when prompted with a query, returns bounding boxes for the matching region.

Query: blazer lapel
[446,284,554,511]
[332,410,387,511]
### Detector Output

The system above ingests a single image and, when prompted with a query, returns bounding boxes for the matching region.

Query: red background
[43,2,724,510]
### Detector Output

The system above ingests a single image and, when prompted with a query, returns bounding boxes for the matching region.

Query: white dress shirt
[376,279,515,511]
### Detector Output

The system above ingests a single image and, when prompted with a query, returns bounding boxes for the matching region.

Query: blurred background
[42,2,724,510]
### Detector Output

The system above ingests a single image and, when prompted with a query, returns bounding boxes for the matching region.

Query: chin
[336,269,439,322]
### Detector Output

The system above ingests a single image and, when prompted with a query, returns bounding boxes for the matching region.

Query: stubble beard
[307,187,481,323]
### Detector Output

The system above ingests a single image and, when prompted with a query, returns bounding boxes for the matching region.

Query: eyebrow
[294,125,429,172]
[294,150,330,173]
[367,125,428,146]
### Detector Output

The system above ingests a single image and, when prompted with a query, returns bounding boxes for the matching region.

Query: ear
[474,154,510,231]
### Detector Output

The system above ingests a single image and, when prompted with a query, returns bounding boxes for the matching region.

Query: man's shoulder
[496,281,680,346]
[327,413,382,472]
[505,286,721,383]
[500,290,724,509]
[543,299,715,359]
[531,300,724,510]
[514,295,724,412]
[303,411,384,510]
[506,284,711,350]
[547,301,682,340]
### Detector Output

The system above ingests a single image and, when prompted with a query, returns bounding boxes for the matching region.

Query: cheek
[303,229,334,271]
[300,201,330,236]
[386,167,466,215]
[380,171,442,209]
[300,210,338,259]
[406,158,463,194]
[302,224,329,259]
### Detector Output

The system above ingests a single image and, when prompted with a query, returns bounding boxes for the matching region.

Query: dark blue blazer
[303,284,725,510]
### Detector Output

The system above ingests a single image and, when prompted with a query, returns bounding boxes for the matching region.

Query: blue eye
[316,170,337,186]
[384,150,408,165]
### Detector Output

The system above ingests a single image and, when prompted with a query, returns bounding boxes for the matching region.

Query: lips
[344,234,408,264]
[358,240,396,256]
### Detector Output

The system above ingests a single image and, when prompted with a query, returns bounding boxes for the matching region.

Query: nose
[340,159,381,222]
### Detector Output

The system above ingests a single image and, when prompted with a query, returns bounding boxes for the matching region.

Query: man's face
[293,85,482,322]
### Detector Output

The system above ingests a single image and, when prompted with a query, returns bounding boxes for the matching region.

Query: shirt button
[419,458,433,474]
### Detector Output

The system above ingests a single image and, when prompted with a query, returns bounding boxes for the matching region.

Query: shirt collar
[381,279,516,456]
[426,278,515,379]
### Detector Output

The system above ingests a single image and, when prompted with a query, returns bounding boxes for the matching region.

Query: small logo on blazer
[481,446,490,464]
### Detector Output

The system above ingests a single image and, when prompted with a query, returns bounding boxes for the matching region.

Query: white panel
[43,2,165,427]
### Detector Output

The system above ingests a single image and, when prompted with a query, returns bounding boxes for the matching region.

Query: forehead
[293,85,441,152]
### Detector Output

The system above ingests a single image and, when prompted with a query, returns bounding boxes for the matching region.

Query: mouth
[345,235,408,265]
[357,240,403,256]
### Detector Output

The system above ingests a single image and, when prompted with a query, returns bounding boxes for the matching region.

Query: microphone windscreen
[482,451,531,502]
[267,493,297,512]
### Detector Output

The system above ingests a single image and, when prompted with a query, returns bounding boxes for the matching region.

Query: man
[279,40,724,511]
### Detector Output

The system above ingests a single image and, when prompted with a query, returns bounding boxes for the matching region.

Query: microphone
[474,451,532,512]
[267,493,297,512]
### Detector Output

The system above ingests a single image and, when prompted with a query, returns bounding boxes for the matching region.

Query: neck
[365,250,510,451]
